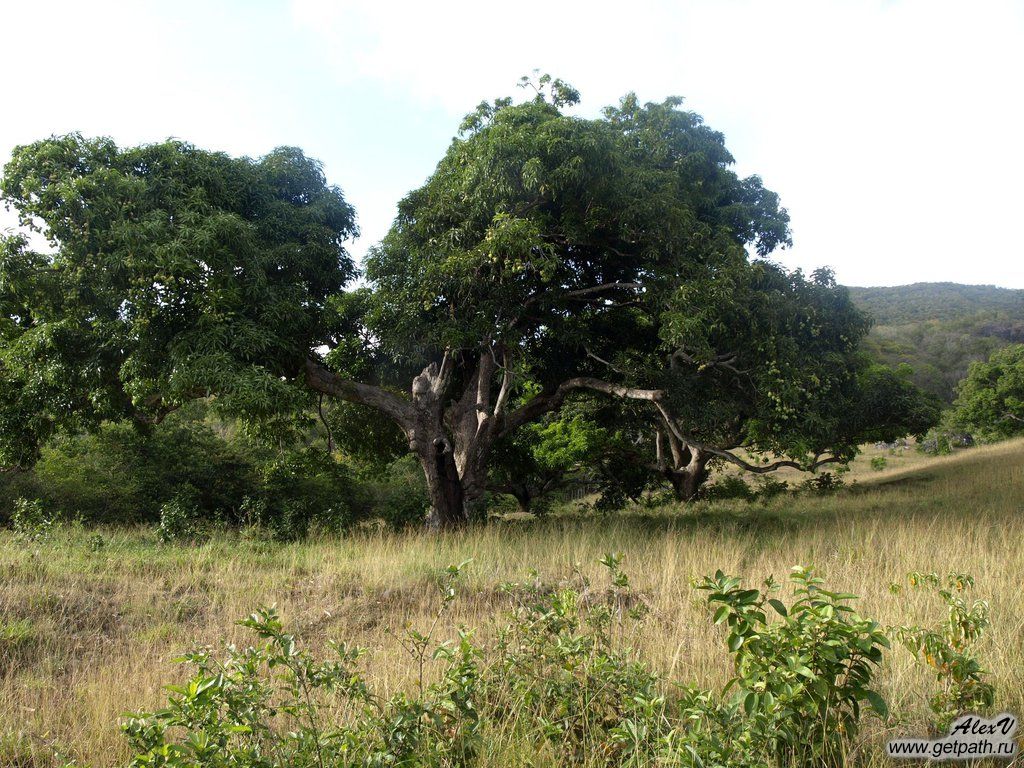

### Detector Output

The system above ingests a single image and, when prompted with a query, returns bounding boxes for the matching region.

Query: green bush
[754,476,790,501]
[701,474,756,502]
[353,454,429,529]
[253,448,357,539]
[3,411,370,538]
[10,497,53,541]
[157,486,206,543]
[917,429,953,456]
[893,571,993,731]
[870,455,888,471]
[798,471,846,495]
[31,418,256,524]
[693,566,890,765]
[126,559,920,768]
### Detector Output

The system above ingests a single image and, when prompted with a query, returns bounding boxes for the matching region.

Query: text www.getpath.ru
[887,713,1018,761]
[887,738,1016,759]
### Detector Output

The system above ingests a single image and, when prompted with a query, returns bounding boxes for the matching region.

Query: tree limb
[501,376,663,437]
[654,401,843,475]
[304,359,416,429]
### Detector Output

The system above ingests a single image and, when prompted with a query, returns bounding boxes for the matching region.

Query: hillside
[847,282,1024,325]
[847,282,1024,402]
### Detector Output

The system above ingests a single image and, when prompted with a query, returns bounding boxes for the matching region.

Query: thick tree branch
[501,376,663,437]
[523,281,642,307]
[654,401,843,475]
[304,359,416,429]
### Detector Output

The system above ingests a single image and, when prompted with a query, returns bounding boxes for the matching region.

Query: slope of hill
[847,283,1024,402]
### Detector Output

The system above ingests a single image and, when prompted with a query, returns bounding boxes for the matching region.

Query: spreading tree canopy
[0,136,356,468]
[1,78,934,527]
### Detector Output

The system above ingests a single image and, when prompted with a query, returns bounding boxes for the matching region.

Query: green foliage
[870,456,888,471]
[341,454,429,529]
[1,409,377,537]
[695,566,891,766]
[848,283,1024,327]
[28,415,255,524]
[490,554,663,763]
[362,83,789,396]
[917,429,954,456]
[0,136,357,467]
[9,496,53,541]
[949,343,1024,440]
[253,448,356,539]
[701,475,756,502]
[157,486,205,543]
[850,284,1024,402]
[754,476,790,501]
[893,572,994,731]
[124,561,483,767]
[126,559,917,768]
[798,472,846,495]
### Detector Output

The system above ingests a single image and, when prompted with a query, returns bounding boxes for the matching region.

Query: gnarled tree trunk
[305,352,664,530]
[656,427,711,501]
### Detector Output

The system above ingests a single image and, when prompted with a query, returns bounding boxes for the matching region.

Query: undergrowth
[120,557,995,768]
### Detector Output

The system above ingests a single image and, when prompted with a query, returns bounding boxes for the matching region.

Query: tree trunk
[304,354,665,530]
[419,437,469,530]
[664,441,710,502]
[510,486,532,515]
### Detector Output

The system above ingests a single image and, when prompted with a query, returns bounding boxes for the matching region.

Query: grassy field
[1,439,1023,766]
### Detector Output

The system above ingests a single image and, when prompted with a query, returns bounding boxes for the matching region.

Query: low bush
[10,496,53,541]
[125,559,982,768]
[891,571,994,731]
[701,474,756,502]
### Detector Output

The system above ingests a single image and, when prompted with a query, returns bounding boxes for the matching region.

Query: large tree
[0,81,791,528]
[0,136,357,471]
[316,84,789,526]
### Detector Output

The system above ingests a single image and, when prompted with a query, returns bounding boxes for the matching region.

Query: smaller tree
[950,343,1024,440]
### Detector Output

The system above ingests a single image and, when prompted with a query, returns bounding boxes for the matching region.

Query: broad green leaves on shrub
[127,561,994,768]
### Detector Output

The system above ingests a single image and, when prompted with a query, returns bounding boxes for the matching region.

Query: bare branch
[523,281,642,307]
[654,401,843,475]
[304,359,415,429]
[501,376,662,437]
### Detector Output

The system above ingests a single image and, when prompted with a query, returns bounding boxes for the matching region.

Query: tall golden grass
[1,439,1022,766]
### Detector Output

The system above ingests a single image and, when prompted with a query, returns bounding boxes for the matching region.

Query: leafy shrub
[893,571,994,731]
[798,471,845,495]
[157,486,205,543]
[701,474,756,502]
[870,455,888,471]
[490,553,665,763]
[127,559,911,768]
[691,566,890,766]
[754,476,789,501]
[353,454,429,529]
[10,497,53,541]
[30,417,257,524]
[917,429,953,456]
[124,561,481,767]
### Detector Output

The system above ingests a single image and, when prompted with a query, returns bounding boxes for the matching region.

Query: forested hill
[847,283,1024,325]
[847,283,1024,402]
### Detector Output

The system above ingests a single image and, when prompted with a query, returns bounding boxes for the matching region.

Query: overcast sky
[2,0,1022,288]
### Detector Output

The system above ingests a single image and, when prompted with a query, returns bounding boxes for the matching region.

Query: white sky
[2,0,1022,288]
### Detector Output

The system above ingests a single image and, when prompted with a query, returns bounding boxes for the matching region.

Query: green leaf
[864,690,889,718]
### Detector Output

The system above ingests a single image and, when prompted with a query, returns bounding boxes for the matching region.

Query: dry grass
[1,439,1023,766]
